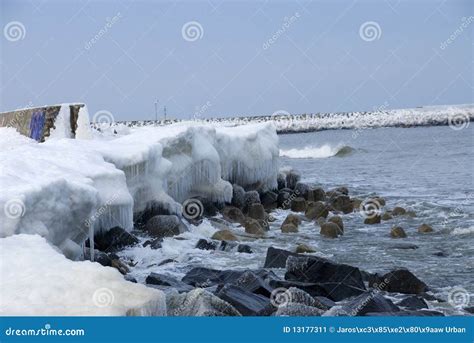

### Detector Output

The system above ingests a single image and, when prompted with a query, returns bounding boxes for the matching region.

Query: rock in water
[328,215,344,231]
[277,172,286,190]
[307,188,326,202]
[320,222,343,238]
[195,239,217,250]
[392,206,406,216]
[364,215,381,225]
[244,218,265,236]
[248,203,266,220]
[294,182,310,199]
[221,206,245,224]
[397,296,428,310]
[277,190,291,209]
[244,191,261,211]
[231,184,246,209]
[237,244,253,253]
[285,255,366,291]
[260,191,278,209]
[217,284,273,316]
[373,269,428,294]
[146,272,194,293]
[281,223,298,233]
[329,194,353,213]
[264,247,301,268]
[290,197,307,212]
[295,244,316,254]
[381,212,393,221]
[305,201,329,219]
[211,229,238,241]
[341,292,400,316]
[390,226,407,238]
[145,215,187,239]
[282,213,302,227]
[418,224,434,233]
[286,170,301,189]
[94,226,139,252]
[166,288,241,316]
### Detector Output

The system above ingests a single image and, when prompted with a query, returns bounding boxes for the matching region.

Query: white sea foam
[451,227,474,235]
[280,144,353,159]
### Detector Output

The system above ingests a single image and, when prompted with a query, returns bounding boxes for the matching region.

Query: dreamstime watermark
[84,12,122,50]
[181,21,204,42]
[5,324,84,337]
[448,113,470,131]
[348,278,389,316]
[194,100,212,119]
[92,110,115,129]
[4,101,34,128]
[270,109,294,131]
[84,193,119,228]
[448,287,470,307]
[359,198,383,219]
[4,198,26,219]
[182,198,204,220]
[270,287,292,307]
[263,12,301,50]
[92,288,115,307]
[3,21,26,42]
[440,16,474,50]
[359,21,382,42]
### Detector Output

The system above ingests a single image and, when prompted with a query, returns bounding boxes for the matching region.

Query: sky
[0,0,472,122]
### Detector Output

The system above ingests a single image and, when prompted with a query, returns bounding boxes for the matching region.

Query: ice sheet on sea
[0,234,166,316]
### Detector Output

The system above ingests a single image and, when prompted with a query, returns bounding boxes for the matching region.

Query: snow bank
[0,121,279,257]
[0,234,166,316]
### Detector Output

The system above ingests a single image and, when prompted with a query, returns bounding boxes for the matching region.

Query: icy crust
[0,234,166,316]
[0,122,279,256]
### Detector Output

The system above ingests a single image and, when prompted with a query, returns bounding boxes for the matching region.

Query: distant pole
[164,106,167,122]
[154,100,159,125]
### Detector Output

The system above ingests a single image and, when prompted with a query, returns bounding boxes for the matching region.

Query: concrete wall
[0,104,85,142]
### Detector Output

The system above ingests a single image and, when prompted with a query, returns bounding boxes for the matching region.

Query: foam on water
[280,144,354,159]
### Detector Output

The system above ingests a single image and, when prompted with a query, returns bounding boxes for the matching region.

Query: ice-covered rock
[0,234,166,316]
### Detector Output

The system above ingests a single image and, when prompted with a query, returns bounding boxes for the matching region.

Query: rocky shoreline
[85,168,472,317]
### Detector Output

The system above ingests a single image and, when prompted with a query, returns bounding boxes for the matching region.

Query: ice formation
[0,108,280,258]
[0,234,166,316]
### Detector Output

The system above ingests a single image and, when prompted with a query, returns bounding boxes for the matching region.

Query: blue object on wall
[29,110,45,141]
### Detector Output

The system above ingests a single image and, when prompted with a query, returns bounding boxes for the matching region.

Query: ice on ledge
[0,234,166,316]
[0,112,279,258]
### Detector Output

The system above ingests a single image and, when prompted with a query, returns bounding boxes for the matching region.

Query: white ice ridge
[0,119,279,258]
[0,234,167,316]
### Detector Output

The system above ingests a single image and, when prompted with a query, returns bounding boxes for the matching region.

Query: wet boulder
[277,172,287,190]
[294,182,310,199]
[83,249,112,267]
[364,215,382,225]
[195,239,217,251]
[221,206,245,224]
[264,247,301,268]
[237,244,253,254]
[146,272,194,293]
[281,223,298,233]
[305,201,329,220]
[341,292,400,316]
[277,189,292,209]
[381,212,393,221]
[260,191,278,209]
[307,187,326,202]
[282,213,302,227]
[320,222,343,238]
[248,203,266,220]
[329,194,353,214]
[397,296,428,310]
[211,229,238,241]
[290,197,307,212]
[295,243,316,254]
[232,270,274,297]
[244,191,261,211]
[94,226,139,252]
[217,284,274,316]
[390,226,407,238]
[231,184,246,209]
[418,224,434,233]
[244,218,265,236]
[392,206,406,216]
[143,238,163,249]
[328,215,344,231]
[145,215,187,239]
[373,269,428,295]
[285,170,301,189]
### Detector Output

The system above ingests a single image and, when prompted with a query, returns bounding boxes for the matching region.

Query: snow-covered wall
[0,116,279,258]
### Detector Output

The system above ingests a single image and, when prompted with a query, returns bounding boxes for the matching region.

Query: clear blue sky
[1,0,472,121]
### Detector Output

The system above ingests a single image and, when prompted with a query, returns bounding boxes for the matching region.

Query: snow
[0,119,280,258]
[0,234,166,316]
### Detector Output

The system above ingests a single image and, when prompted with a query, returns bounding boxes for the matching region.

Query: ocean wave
[280,144,354,159]
[451,227,474,235]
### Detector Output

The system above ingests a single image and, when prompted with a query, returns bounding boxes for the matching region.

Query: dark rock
[372,269,428,294]
[232,271,274,297]
[182,268,276,288]
[124,275,137,283]
[146,272,194,293]
[319,282,367,301]
[260,191,278,209]
[134,200,172,227]
[305,201,329,219]
[218,240,238,252]
[277,190,291,209]
[332,186,349,195]
[397,296,428,310]
[341,292,400,316]
[144,215,186,239]
[84,249,112,267]
[221,206,245,224]
[192,196,218,217]
[387,243,419,250]
[264,247,300,268]
[330,194,353,214]
[231,184,246,209]
[268,279,328,298]
[463,306,474,314]
[290,197,307,212]
[274,303,324,316]
[294,182,310,199]
[285,255,366,291]
[158,258,176,266]
[392,206,406,216]
[286,170,301,189]
[111,258,130,275]
[195,239,217,251]
[295,243,316,254]
[94,226,139,252]
[217,284,274,316]
[277,173,286,190]
[433,251,448,257]
[244,191,260,212]
[307,188,326,202]
[364,215,381,225]
[166,288,241,316]
[143,238,163,249]
[237,244,253,254]
[320,222,343,238]
[248,203,265,220]
[390,226,407,238]
[381,212,393,221]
